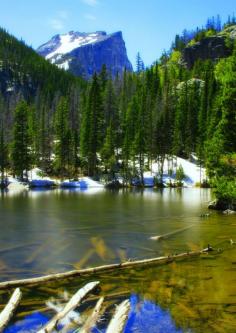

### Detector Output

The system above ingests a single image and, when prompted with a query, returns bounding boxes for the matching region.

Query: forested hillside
[0,18,235,207]
[0,28,81,97]
[0,27,83,174]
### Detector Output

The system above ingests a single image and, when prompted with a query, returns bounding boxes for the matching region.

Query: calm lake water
[0,188,235,332]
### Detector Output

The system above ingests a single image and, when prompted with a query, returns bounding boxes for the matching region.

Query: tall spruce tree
[54,97,72,177]
[0,124,8,185]
[11,100,32,180]
[0,97,8,185]
[132,89,146,185]
[205,48,236,181]
[80,73,103,176]
[136,52,145,73]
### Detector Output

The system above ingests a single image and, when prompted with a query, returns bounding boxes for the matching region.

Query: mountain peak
[37,30,132,78]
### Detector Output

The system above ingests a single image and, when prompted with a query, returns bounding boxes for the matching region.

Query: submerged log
[106,299,130,333]
[150,224,194,241]
[0,248,212,290]
[0,288,22,332]
[37,281,99,333]
[79,297,104,333]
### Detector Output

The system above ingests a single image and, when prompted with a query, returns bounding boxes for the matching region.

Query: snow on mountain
[41,31,107,62]
[37,31,133,78]
[57,60,70,70]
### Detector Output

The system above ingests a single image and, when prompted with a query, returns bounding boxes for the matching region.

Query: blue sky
[0,0,235,67]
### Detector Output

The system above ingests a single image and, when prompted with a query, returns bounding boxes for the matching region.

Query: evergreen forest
[0,17,235,208]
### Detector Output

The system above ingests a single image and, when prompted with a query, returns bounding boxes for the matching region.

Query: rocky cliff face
[37,31,133,78]
[181,25,236,68]
[182,36,232,68]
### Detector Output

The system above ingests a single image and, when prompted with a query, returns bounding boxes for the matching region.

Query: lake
[0,188,235,332]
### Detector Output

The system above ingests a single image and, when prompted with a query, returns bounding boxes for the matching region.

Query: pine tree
[122,94,138,183]
[68,85,81,177]
[185,79,204,156]
[132,89,146,185]
[136,52,145,73]
[38,102,53,173]
[0,97,8,185]
[103,79,119,146]
[196,61,215,165]
[205,47,236,187]
[99,64,108,92]
[80,74,103,176]
[54,97,72,177]
[11,100,32,180]
[216,15,222,32]
[0,124,8,185]
[100,123,116,177]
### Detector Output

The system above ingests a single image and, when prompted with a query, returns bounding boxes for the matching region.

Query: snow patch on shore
[5,156,205,192]
[79,177,104,188]
[150,156,206,186]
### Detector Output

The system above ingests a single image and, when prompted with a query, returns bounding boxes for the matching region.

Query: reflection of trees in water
[90,248,236,333]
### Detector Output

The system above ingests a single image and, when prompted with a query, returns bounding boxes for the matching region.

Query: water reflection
[0,187,224,280]
[94,294,184,333]
[4,312,49,333]
[0,188,235,332]
[4,294,183,333]
[126,295,183,333]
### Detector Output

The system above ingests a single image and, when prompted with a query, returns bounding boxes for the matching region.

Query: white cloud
[49,18,64,31]
[48,10,69,31]
[84,14,96,21]
[81,0,99,7]
[57,10,69,19]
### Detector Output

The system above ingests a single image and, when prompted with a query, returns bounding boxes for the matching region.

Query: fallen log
[76,297,104,333]
[0,288,22,332]
[37,281,99,333]
[0,248,211,290]
[106,299,130,333]
[150,224,194,241]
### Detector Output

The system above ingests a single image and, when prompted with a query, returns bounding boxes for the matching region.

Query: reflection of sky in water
[94,294,184,333]
[4,312,49,333]
[1,187,105,199]
[1,189,235,333]
[28,187,105,198]
[5,295,185,333]
[0,188,216,279]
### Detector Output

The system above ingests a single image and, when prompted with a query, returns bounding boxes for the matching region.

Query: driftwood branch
[0,248,211,290]
[106,299,130,333]
[150,224,194,241]
[0,288,22,332]
[37,281,99,333]
[78,297,104,333]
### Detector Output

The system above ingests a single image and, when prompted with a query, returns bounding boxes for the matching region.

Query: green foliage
[0,98,9,180]
[0,126,9,181]
[214,177,236,204]
[11,101,33,180]
[205,52,236,184]
[0,28,79,99]
[176,165,185,182]
[100,124,116,175]
[170,51,181,63]
[54,97,72,177]
[80,74,103,176]
[0,22,234,199]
